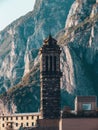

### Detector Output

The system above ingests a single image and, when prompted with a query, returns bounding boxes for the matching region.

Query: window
[50,56,52,71]
[82,104,92,110]
[21,123,23,127]
[16,123,18,127]
[10,123,13,128]
[32,122,34,126]
[6,117,8,120]
[21,116,23,120]
[2,117,4,121]
[2,124,4,127]
[26,116,28,120]
[46,56,48,71]
[32,116,34,119]
[37,116,39,120]
[54,56,56,71]
[11,117,13,120]
[16,117,18,120]
[26,123,29,126]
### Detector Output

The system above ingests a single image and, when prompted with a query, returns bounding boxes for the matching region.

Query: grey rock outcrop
[1,0,98,113]
[0,0,74,113]
[0,0,74,93]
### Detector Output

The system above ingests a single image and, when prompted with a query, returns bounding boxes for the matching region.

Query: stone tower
[40,35,62,119]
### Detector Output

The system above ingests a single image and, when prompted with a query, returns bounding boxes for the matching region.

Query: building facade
[40,35,62,119]
[75,96,97,112]
[0,112,41,130]
[61,118,98,130]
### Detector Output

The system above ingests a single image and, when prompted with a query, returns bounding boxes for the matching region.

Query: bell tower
[40,35,62,119]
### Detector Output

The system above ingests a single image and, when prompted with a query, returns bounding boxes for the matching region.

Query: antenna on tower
[48,25,52,37]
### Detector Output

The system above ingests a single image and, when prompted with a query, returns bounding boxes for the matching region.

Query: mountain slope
[60,0,98,101]
[1,0,98,113]
[0,0,74,113]
[0,64,40,113]
[1,0,98,114]
[0,0,74,93]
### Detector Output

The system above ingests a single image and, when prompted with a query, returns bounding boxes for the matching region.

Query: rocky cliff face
[0,0,74,93]
[60,0,98,107]
[0,0,74,113]
[1,0,98,113]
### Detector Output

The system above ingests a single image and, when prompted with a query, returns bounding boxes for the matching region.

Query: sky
[0,0,35,31]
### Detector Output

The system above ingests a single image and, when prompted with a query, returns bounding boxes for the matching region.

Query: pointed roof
[44,35,57,46]
[40,35,61,53]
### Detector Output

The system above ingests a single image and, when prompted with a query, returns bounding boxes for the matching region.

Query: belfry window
[50,56,52,71]
[54,56,56,71]
[46,56,48,71]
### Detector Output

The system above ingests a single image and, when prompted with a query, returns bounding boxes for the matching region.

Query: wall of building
[75,96,97,111]
[0,113,41,130]
[29,119,60,130]
[75,102,96,111]
[61,118,98,130]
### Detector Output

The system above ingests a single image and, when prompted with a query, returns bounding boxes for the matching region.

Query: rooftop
[0,112,41,117]
[44,35,57,46]
[75,96,97,102]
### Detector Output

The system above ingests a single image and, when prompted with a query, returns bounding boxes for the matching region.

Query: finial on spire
[44,34,57,46]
